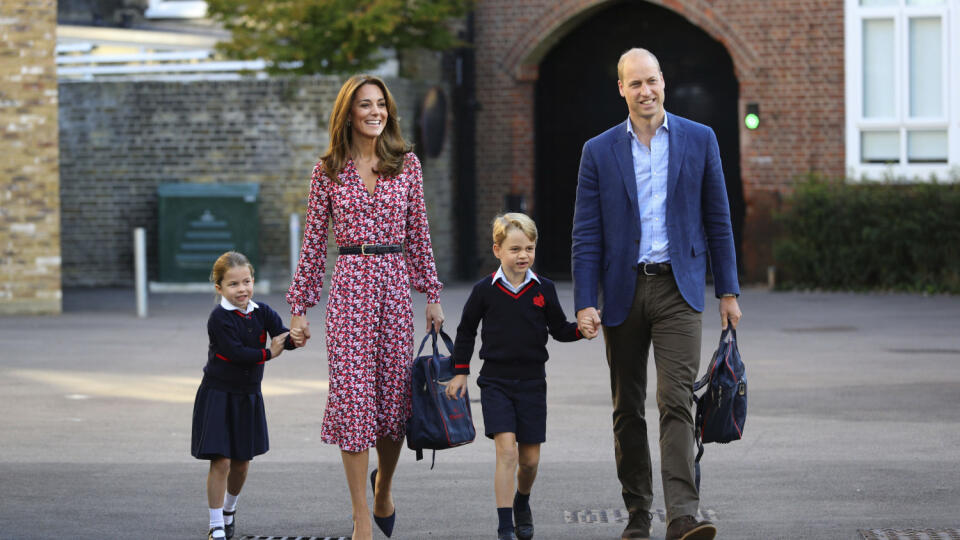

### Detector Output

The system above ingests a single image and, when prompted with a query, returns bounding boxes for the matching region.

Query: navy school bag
[406,329,476,468]
[694,326,747,490]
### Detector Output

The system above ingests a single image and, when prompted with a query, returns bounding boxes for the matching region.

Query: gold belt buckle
[361,243,375,255]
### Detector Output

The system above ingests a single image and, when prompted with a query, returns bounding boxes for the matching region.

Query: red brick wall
[474,0,845,281]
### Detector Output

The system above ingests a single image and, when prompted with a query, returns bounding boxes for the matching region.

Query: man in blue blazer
[572,48,742,540]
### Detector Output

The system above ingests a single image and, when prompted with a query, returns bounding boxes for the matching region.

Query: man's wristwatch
[720,293,737,298]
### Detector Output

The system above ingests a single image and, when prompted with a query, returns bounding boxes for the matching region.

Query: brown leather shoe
[621,511,652,539]
[665,515,716,540]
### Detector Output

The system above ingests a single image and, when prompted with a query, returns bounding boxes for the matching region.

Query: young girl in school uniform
[191,251,297,540]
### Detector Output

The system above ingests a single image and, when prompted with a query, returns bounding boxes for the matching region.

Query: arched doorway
[534,0,743,277]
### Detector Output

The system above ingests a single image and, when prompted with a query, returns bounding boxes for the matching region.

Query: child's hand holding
[290,326,304,346]
[270,332,290,358]
[577,307,601,339]
[444,374,468,400]
[289,316,310,347]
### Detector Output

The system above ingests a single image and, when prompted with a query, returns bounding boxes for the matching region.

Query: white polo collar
[221,297,259,314]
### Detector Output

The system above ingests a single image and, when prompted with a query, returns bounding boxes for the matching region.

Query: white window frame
[144,0,208,19]
[845,0,959,181]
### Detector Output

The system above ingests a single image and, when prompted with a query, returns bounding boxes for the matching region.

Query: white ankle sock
[224,493,239,524]
[209,507,224,529]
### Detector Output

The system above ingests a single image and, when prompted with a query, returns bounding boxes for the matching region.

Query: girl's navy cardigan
[202,302,295,393]
[452,274,581,380]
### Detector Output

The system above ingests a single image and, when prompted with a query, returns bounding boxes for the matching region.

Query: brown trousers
[602,272,702,523]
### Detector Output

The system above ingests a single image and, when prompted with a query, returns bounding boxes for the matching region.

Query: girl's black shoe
[222,510,235,539]
[207,526,226,540]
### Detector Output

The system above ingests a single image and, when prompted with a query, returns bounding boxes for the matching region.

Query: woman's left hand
[425,302,444,333]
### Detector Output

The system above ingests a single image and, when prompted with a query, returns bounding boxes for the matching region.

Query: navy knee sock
[497,507,513,533]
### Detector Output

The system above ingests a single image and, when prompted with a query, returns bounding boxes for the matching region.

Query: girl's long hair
[321,75,412,181]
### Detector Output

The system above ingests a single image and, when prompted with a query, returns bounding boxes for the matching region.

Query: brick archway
[504,0,758,83]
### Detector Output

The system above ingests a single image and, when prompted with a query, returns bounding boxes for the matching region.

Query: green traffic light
[745,113,760,130]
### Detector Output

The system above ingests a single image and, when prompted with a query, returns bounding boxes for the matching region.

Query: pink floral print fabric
[286,152,442,452]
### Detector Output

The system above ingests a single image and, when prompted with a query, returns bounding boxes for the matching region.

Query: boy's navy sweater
[202,302,295,393]
[452,273,581,380]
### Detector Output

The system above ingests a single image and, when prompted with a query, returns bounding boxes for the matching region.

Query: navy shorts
[476,375,547,444]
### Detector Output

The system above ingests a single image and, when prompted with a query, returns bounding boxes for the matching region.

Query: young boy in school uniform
[445,212,584,540]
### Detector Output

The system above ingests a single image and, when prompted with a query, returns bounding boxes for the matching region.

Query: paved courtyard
[1,283,959,539]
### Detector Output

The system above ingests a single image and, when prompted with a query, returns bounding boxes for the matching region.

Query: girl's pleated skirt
[191,383,268,461]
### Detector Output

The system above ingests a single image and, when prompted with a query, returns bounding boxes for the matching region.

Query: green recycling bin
[157,183,259,282]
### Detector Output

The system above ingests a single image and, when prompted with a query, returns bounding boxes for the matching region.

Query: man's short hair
[617,48,661,81]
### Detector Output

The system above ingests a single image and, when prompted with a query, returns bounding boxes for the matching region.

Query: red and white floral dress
[286,152,442,452]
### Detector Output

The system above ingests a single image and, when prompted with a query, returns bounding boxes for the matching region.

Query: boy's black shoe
[222,510,235,539]
[497,530,518,540]
[513,506,533,540]
[207,526,226,540]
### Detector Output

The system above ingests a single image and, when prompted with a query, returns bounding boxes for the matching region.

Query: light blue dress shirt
[626,114,670,264]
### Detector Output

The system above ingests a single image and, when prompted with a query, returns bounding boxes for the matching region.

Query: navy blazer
[572,113,739,326]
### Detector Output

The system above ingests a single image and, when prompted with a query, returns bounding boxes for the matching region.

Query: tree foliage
[205,0,472,75]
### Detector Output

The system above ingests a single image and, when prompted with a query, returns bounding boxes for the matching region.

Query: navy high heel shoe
[370,468,396,538]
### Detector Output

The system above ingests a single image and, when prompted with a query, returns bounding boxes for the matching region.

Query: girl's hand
[425,302,444,333]
[445,374,468,400]
[270,332,289,358]
[290,315,310,347]
[290,327,303,346]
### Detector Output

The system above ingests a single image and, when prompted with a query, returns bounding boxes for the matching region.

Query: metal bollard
[134,227,147,318]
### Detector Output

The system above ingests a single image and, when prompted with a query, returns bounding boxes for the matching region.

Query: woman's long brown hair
[321,75,412,182]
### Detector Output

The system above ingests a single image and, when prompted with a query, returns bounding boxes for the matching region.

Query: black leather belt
[338,244,403,255]
[639,262,671,275]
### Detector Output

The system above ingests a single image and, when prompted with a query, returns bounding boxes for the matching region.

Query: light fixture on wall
[744,103,760,130]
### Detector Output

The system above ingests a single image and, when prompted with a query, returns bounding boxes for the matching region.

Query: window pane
[906,0,945,5]
[860,0,896,5]
[907,131,948,163]
[863,19,896,118]
[862,131,900,163]
[909,18,942,117]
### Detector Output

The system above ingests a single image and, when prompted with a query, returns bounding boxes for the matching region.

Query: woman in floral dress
[286,74,444,540]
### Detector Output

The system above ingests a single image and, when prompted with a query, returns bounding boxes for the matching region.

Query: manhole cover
[782,325,858,333]
[858,529,960,540]
[563,508,717,524]
[886,349,960,355]
[239,536,349,540]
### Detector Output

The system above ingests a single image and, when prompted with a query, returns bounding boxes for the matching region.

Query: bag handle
[722,326,736,343]
[694,327,738,392]
[415,328,455,360]
[434,328,455,356]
